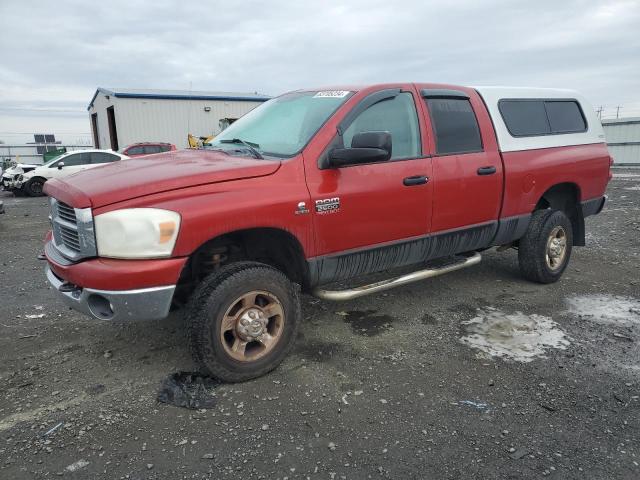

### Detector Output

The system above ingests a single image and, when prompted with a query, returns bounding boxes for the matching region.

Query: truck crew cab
[43,83,611,381]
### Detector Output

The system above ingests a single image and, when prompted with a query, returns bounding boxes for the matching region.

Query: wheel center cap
[237,309,266,340]
[549,240,563,257]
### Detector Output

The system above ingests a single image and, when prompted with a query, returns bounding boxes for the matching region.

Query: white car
[2,162,40,194]
[17,149,129,197]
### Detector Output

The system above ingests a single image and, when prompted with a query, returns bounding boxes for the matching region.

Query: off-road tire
[24,177,46,197]
[185,262,301,382]
[518,209,573,284]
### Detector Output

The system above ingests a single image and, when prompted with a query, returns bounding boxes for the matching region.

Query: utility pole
[596,106,603,119]
[616,106,622,119]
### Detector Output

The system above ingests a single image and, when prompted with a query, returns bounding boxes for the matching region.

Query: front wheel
[185,262,301,382]
[24,177,46,197]
[518,209,573,284]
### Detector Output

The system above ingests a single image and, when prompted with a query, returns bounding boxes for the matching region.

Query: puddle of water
[566,294,640,325]
[157,372,219,409]
[340,310,395,336]
[460,308,569,362]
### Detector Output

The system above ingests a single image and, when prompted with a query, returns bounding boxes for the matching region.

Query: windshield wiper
[219,138,263,159]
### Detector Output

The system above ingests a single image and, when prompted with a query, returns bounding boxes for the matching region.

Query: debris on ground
[65,459,89,472]
[156,372,219,409]
[43,422,63,437]
[459,400,489,410]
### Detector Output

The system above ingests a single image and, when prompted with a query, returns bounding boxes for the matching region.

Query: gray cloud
[1,0,639,142]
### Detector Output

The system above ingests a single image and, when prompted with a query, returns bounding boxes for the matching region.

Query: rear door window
[425,98,483,155]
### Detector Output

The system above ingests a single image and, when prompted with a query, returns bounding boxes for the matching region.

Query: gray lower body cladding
[309,221,498,286]
[308,195,606,287]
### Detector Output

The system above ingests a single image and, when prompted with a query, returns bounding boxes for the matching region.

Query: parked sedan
[17,149,128,197]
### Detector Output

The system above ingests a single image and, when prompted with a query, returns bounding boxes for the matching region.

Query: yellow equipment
[187,134,215,149]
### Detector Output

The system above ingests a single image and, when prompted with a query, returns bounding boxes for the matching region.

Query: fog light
[87,294,114,320]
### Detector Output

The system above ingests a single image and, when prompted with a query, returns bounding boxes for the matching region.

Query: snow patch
[460,308,569,362]
[566,294,640,325]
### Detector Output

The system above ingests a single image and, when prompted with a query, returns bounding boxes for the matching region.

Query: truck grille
[50,198,96,261]
[56,201,77,223]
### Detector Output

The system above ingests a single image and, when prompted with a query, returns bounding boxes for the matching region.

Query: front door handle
[477,166,497,176]
[403,175,429,186]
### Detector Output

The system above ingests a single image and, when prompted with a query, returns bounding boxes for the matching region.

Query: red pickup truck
[43,83,610,381]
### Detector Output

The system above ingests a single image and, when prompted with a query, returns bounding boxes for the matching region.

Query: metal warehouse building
[602,117,640,165]
[87,88,270,151]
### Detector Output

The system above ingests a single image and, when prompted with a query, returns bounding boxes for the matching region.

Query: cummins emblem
[315,197,340,214]
[295,202,309,215]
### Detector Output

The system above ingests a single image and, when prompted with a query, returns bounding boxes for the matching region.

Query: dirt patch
[420,313,438,325]
[295,339,343,362]
[156,372,219,409]
[339,310,395,336]
[460,308,570,362]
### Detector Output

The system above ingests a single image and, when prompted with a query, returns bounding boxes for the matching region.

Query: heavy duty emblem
[315,197,340,214]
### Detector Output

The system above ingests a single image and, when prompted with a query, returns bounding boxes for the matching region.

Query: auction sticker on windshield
[313,91,350,98]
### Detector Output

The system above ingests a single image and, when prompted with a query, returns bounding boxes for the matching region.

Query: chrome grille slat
[49,198,96,261]
[57,211,76,222]
[59,229,80,242]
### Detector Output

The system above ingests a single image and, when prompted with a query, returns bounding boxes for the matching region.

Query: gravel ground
[0,170,639,479]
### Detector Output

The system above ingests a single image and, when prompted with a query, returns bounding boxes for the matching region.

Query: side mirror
[57,162,64,170]
[328,131,392,168]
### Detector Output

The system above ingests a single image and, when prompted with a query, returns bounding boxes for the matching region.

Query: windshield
[206,90,352,158]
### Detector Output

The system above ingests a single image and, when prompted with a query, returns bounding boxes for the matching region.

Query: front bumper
[46,266,175,321]
[2,175,22,190]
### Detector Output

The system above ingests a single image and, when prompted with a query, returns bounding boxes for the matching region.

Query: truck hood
[44,149,281,208]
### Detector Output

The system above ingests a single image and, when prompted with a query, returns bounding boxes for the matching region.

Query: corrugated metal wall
[89,93,113,150]
[88,95,263,150]
[603,118,640,165]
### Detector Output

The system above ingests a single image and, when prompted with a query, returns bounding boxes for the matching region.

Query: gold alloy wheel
[545,226,568,271]
[220,290,285,362]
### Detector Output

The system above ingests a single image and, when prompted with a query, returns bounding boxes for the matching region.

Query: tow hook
[58,282,79,294]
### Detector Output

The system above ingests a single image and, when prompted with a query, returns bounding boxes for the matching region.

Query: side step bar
[312,252,482,301]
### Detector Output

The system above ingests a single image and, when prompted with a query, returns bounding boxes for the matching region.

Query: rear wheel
[518,209,573,284]
[186,262,301,382]
[24,177,46,197]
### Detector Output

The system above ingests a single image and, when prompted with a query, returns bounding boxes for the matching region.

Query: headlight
[94,208,181,259]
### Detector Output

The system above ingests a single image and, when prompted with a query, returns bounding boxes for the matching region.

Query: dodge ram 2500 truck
[43,83,611,381]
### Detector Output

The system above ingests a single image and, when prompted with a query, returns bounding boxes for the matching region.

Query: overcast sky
[1,0,639,144]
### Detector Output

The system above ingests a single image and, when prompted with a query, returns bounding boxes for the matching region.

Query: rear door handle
[403,175,429,186]
[477,166,497,175]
